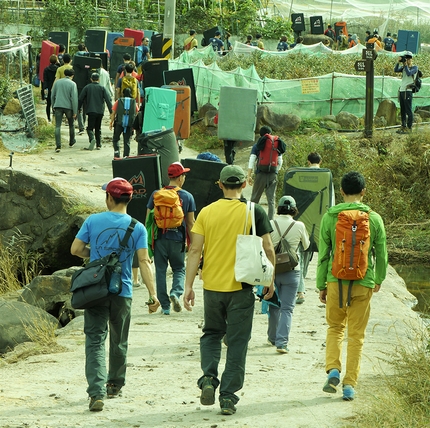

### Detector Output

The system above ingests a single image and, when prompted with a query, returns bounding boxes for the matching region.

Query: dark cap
[102,178,133,198]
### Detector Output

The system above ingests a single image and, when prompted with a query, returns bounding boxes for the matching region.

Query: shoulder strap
[119,218,137,250]
[274,219,295,239]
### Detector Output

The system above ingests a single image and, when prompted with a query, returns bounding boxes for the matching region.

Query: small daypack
[117,97,136,132]
[153,186,184,230]
[273,220,299,274]
[408,70,422,93]
[257,134,281,173]
[331,210,371,307]
[121,75,138,100]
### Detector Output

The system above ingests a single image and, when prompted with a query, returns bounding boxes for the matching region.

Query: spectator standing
[70,177,159,412]
[244,35,253,45]
[146,162,196,315]
[183,165,275,416]
[268,196,310,353]
[324,25,336,41]
[79,72,113,150]
[256,33,264,49]
[317,171,387,401]
[383,32,395,51]
[277,35,289,51]
[247,126,286,221]
[42,54,58,123]
[208,31,224,54]
[394,52,418,134]
[392,33,398,52]
[183,30,198,51]
[225,32,233,52]
[364,30,371,42]
[51,68,78,152]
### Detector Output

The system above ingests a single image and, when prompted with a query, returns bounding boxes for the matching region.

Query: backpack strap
[273,220,295,252]
[117,218,137,256]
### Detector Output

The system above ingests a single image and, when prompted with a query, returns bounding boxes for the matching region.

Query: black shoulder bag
[70,219,137,309]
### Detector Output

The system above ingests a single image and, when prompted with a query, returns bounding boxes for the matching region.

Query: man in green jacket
[317,171,387,401]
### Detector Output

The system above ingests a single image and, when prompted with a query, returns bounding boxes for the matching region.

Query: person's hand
[373,284,381,293]
[109,123,113,130]
[183,286,195,311]
[146,295,160,314]
[247,176,254,186]
[319,289,327,304]
[263,283,275,300]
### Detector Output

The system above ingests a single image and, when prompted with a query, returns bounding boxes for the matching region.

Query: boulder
[198,102,217,119]
[321,120,341,130]
[3,98,22,115]
[374,116,387,128]
[204,109,218,127]
[0,299,60,354]
[256,105,301,132]
[375,99,397,126]
[336,111,359,129]
[322,114,336,122]
[302,34,333,47]
[415,109,430,120]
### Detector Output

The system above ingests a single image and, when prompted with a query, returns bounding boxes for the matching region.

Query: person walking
[71,177,159,412]
[183,30,198,51]
[146,162,196,315]
[79,72,113,150]
[183,165,275,416]
[42,54,59,123]
[208,31,224,54]
[267,196,309,353]
[109,88,138,158]
[54,53,73,81]
[394,52,418,134]
[50,68,78,152]
[247,126,286,220]
[317,171,387,401]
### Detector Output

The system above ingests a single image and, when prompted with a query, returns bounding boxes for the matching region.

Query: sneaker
[200,376,215,406]
[133,282,141,288]
[114,151,120,158]
[78,129,85,135]
[96,145,101,150]
[55,148,61,153]
[69,140,76,147]
[162,308,170,315]
[267,339,275,346]
[323,368,340,393]
[342,384,355,401]
[296,292,305,304]
[87,138,96,151]
[106,383,122,398]
[276,345,289,354]
[170,295,182,312]
[89,396,104,411]
[220,398,236,415]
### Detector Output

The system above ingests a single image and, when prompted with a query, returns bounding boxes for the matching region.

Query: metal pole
[364,61,374,138]
[163,0,176,59]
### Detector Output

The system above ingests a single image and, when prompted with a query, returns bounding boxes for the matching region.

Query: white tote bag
[234,201,274,287]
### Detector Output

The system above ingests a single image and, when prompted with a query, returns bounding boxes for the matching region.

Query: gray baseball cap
[278,195,297,208]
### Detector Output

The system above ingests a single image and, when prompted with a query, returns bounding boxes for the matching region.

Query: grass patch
[65,203,100,216]
[186,121,223,153]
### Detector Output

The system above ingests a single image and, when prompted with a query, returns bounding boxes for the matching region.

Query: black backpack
[410,70,423,94]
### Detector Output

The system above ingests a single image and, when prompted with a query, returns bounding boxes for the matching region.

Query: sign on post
[354,60,370,72]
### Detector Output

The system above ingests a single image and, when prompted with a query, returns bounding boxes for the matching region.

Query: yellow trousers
[325,281,373,387]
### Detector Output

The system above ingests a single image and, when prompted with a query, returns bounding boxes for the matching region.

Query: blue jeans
[198,287,255,404]
[153,237,185,310]
[267,269,300,347]
[54,108,75,149]
[84,296,132,397]
[251,172,277,220]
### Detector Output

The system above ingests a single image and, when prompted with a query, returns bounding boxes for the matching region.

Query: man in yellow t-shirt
[54,53,73,81]
[184,165,275,416]
[183,29,198,51]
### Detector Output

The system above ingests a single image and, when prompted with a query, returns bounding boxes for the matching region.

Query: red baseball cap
[102,177,133,198]
[167,162,190,178]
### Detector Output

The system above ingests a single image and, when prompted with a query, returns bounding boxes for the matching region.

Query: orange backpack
[153,186,184,230]
[331,210,371,281]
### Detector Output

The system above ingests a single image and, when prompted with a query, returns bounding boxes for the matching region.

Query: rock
[321,120,341,130]
[336,111,359,129]
[256,105,301,132]
[3,98,22,115]
[0,299,60,354]
[374,116,387,128]
[37,116,49,127]
[204,109,218,127]
[322,114,336,122]
[375,100,397,126]
[198,103,217,119]
[302,34,333,48]
[415,109,430,120]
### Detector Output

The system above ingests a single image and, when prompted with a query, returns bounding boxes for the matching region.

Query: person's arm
[301,223,310,250]
[316,213,332,294]
[404,64,418,77]
[109,110,116,130]
[372,213,388,289]
[247,153,257,185]
[136,248,158,299]
[70,237,90,259]
[261,232,276,299]
[185,211,195,244]
[394,61,403,73]
[184,232,204,311]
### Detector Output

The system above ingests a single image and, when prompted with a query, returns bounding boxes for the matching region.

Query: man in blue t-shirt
[136,37,150,66]
[146,162,196,315]
[208,31,224,54]
[383,32,394,51]
[71,178,159,412]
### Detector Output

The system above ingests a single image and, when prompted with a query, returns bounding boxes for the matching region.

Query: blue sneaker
[342,384,355,401]
[323,368,340,393]
[162,308,170,315]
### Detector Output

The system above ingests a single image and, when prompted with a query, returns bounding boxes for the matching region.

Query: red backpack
[257,134,280,173]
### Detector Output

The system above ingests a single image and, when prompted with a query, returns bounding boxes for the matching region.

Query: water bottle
[109,265,122,294]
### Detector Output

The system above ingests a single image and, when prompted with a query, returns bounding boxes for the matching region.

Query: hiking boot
[200,376,215,405]
[342,384,355,401]
[114,151,120,158]
[69,140,76,147]
[89,396,104,411]
[220,398,236,415]
[323,368,340,393]
[106,383,122,398]
[276,345,289,354]
[170,295,182,312]
[55,148,61,153]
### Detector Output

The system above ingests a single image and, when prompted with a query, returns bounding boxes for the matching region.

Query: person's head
[307,152,322,165]
[122,88,132,98]
[189,29,196,36]
[404,51,413,60]
[215,31,221,38]
[167,162,190,184]
[340,171,366,196]
[125,63,134,74]
[91,72,100,82]
[142,38,149,45]
[280,35,287,42]
[219,165,246,190]
[49,54,58,64]
[386,32,391,37]
[327,24,332,29]
[102,178,133,205]
[246,35,252,42]
[256,33,262,40]
[64,68,74,78]
[259,125,272,136]
[277,195,299,216]
[59,44,66,53]
[78,43,86,52]
[123,53,132,62]
[63,53,71,64]
[366,30,371,36]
